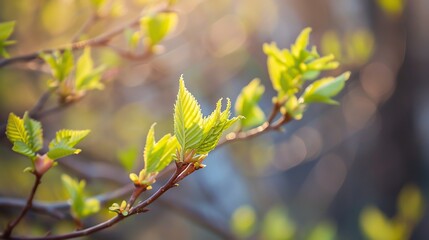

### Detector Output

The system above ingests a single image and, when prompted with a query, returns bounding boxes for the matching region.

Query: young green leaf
[0,21,15,41]
[197,98,241,154]
[292,27,312,59]
[40,49,74,82]
[12,141,36,159]
[263,43,287,95]
[283,95,305,120]
[140,12,178,46]
[306,54,339,71]
[144,123,177,173]
[174,76,204,159]
[174,76,242,161]
[51,129,90,148]
[0,21,16,58]
[129,124,177,186]
[6,113,38,159]
[62,174,100,219]
[6,113,29,145]
[75,47,105,91]
[47,129,90,160]
[47,140,81,160]
[235,78,266,128]
[302,71,351,105]
[23,112,43,152]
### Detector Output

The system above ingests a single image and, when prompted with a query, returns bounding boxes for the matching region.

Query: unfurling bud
[34,154,54,176]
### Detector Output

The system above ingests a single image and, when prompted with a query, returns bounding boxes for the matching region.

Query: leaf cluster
[62,174,100,220]
[5,112,90,175]
[174,77,241,162]
[263,27,350,119]
[40,47,105,102]
[129,76,240,187]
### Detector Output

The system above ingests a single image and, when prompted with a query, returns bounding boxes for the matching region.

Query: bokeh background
[0,0,428,239]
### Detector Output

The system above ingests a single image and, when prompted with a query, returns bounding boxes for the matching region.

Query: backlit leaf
[140,12,178,46]
[75,47,105,91]
[23,112,43,152]
[0,21,15,41]
[174,76,203,159]
[6,112,29,144]
[235,78,266,128]
[302,72,350,105]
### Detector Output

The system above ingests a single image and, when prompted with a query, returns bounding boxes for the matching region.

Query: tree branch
[218,104,292,146]
[0,5,170,68]
[2,174,42,238]
[2,163,193,240]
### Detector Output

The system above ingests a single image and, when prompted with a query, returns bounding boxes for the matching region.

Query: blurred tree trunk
[334,0,429,238]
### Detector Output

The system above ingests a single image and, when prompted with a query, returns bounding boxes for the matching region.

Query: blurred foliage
[235,78,266,129]
[40,47,106,103]
[62,174,100,220]
[321,29,375,66]
[230,205,257,238]
[263,28,350,120]
[0,21,16,57]
[376,0,404,16]
[140,12,178,48]
[0,0,426,239]
[360,185,424,240]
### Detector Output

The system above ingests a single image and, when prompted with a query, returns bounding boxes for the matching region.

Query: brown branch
[2,174,42,238]
[71,13,99,43]
[218,103,292,147]
[3,164,188,240]
[0,6,170,68]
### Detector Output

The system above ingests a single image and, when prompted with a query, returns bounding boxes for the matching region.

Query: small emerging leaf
[0,21,16,41]
[144,123,177,173]
[75,47,105,91]
[292,27,312,59]
[40,49,74,82]
[0,21,16,58]
[302,71,350,105]
[23,112,43,152]
[235,78,266,128]
[12,141,36,159]
[140,12,178,46]
[62,174,100,219]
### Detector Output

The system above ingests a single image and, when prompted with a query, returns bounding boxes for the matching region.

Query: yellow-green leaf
[62,174,99,219]
[75,47,105,91]
[302,71,350,105]
[235,78,266,128]
[174,76,203,159]
[292,27,312,59]
[6,113,29,145]
[140,12,178,46]
[23,112,43,152]
[0,21,15,41]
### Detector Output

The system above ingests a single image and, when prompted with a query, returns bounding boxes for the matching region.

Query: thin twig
[2,174,42,238]
[0,6,169,68]
[0,184,134,220]
[3,164,187,240]
[218,103,292,146]
[28,90,53,116]
[71,13,99,43]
